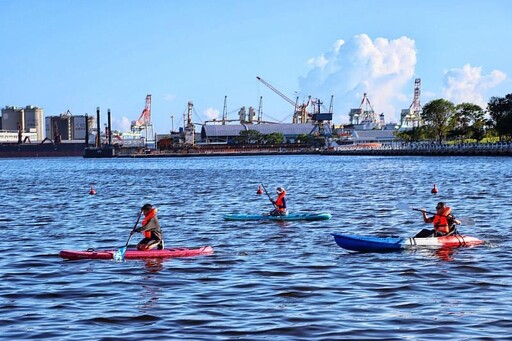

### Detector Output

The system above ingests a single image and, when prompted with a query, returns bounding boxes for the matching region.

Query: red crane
[132,94,152,131]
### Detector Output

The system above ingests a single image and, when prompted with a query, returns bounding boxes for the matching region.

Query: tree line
[396,93,512,143]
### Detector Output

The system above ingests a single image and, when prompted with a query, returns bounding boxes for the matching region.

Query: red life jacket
[275,192,287,212]
[142,208,157,238]
[433,207,451,234]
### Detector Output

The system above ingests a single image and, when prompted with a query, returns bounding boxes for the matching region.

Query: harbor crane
[131,94,152,132]
[256,76,312,124]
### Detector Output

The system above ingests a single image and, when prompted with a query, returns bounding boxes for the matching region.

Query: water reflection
[143,258,165,273]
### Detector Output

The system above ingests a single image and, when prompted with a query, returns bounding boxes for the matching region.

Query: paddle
[397,202,475,226]
[260,183,283,220]
[114,211,143,261]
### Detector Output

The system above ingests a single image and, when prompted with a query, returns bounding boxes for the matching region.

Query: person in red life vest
[414,202,461,238]
[270,187,288,216]
[133,203,164,250]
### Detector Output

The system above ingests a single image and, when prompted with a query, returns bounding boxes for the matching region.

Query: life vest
[142,208,157,238]
[433,207,451,234]
[275,191,287,212]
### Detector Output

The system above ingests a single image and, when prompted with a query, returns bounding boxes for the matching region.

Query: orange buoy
[256,185,263,195]
[89,186,96,195]
[431,184,438,194]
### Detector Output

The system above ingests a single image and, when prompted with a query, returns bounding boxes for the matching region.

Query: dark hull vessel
[0,142,86,158]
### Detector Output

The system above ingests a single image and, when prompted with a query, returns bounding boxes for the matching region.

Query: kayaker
[270,187,288,216]
[133,203,164,250]
[415,202,461,238]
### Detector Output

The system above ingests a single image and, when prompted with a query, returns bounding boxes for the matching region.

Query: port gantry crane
[131,94,152,132]
[130,94,154,148]
[256,76,312,124]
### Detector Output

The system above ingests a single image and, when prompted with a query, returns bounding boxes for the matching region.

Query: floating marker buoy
[89,187,96,195]
[256,185,263,195]
[431,184,438,194]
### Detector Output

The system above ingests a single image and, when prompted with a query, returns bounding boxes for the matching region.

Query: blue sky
[1,0,511,134]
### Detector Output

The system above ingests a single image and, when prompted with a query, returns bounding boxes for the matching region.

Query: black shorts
[138,237,162,250]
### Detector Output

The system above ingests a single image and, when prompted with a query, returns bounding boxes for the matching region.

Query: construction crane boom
[131,94,152,132]
[139,94,152,125]
[256,76,297,109]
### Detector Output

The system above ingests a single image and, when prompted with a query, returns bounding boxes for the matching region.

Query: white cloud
[112,116,132,132]
[441,64,507,107]
[299,34,417,123]
[163,94,176,102]
[204,107,220,120]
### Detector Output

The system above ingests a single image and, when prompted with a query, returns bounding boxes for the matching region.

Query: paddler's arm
[134,218,157,233]
[450,214,461,225]
[420,209,432,223]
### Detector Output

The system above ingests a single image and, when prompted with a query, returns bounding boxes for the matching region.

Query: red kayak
[59,246,214,260]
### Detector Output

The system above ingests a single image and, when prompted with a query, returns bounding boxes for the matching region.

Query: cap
[276,187,285,194]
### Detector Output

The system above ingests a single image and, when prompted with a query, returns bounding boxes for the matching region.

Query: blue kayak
[224,212,332,221]
[332,233,484,252]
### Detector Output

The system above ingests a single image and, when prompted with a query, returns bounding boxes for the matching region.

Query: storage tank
[1,106,23,131]
[23,106,44,140]
[71,115,88,140]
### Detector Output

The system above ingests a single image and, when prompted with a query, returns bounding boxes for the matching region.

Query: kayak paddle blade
[458,217,476,226]
[114,246,127,261]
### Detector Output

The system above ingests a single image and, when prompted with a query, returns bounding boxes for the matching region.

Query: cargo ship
[0,106,93,158]
[0,140,87,158]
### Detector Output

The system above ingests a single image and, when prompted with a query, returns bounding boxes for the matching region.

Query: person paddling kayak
[415,202,461,238]
[270,187,288,216]
[133,204,164,250]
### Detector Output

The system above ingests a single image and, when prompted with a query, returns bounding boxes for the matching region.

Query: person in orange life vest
[414,202,461,238]
[133,203,164,250]
[270,187,288,216]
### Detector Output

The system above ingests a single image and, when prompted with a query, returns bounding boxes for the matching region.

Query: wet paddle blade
[114,246,127,261]
[458,217,475,226]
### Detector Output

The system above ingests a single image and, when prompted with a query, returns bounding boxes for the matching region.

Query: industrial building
[45,111,93,142]
[201,122,332,144]
[1,105,93,143]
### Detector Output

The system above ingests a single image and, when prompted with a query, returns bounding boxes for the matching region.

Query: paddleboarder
[415,202,460,238]
[134,204,164,250]
[270,187,288,216]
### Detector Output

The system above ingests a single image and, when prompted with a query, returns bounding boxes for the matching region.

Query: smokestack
[96,107,101,148]
[85,114,89,146]
[107,109,112,146]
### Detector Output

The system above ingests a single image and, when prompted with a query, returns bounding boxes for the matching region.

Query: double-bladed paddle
[397,202,475,226]
[114,211,143,261]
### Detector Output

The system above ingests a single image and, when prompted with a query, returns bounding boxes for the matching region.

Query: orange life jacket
[142,208,157,238]
[433,207,451,234]
[275,192,287,212]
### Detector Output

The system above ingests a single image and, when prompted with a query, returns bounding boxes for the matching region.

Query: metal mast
[222,96,227,125]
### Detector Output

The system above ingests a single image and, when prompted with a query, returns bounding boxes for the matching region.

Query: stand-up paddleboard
[224,212,332,221]
[59,246,213,260]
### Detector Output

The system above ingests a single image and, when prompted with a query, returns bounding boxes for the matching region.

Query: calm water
[0,155,511,340]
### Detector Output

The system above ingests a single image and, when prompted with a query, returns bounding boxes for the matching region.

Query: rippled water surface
[1,155,511,340]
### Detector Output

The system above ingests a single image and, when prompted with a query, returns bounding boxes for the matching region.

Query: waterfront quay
[115,141,512,158]
[323,142,512,156]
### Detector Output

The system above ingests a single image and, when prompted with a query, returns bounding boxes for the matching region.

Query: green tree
[296,134,310,144]
[394,126,428,142]
[421,99,456,143]
[487,94,512,140]
[234,129,262,144]
[263,132,284,145]
[452,103,485,142]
